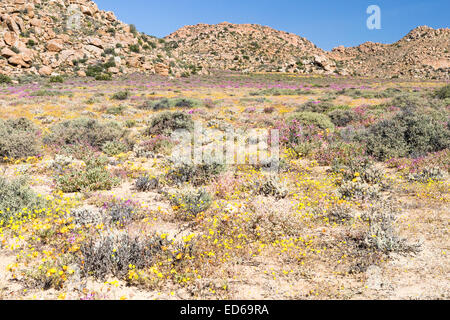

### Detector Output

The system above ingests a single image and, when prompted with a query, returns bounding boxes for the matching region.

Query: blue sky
[94,0,449,51]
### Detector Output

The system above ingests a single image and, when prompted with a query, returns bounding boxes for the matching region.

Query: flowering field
[0,72,448,300]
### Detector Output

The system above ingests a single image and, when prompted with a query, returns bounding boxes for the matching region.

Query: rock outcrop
[0,0,187,77]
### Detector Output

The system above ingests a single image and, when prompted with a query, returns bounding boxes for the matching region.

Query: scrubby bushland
[249,88,314,96]
[288,112,335,131]
[337,87,402,99]
[139,98,203,111]
[362,110,449,160]
[44,118,127,148]
[0,118,41,160]
[145,111,194,135]
[0,176,46,220]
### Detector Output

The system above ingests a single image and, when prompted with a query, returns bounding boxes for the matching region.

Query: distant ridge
[1,0,448,80]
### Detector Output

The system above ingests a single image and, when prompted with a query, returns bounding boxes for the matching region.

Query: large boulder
[3,31,18,46]
[47,39,63,52]
[155,62,170,76]
[8,55,30,68]
[39,65,52,76]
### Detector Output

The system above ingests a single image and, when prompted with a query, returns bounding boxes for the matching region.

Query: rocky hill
[0,1,448,80]
[329,26,450,79]
[166,23,449,80]
[0,0,185,77]
[165,22,338,75]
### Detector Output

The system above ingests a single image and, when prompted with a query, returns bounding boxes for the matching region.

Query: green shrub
[435,84,450,99]
[166,159,226,186]
[95,73,112,81]
[328,109,356,127]
[55,156,119,192]
[49,75,64,83]
[297,101,333,113]
[106,105,126,115]
[30,90,71,97]
[0,118,41,160]
[288,112,335,131]
[171,98,202,109]
[0,74,12,84]
[0,176,46,220]
[101,141,129,156]
[86,63,113,81]
[363,110,449,160]
[129,44,140,53]
[146,112,194,135]
[139,98,202,111]
[390,93,444,111]
[249,88,314,96]
[169,188,212,220]
[44,118,125,148]
[111,91,129,100]
[139,98,170,111]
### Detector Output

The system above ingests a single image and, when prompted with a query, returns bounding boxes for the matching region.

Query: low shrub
[435,84,450,100]
[134,175,159,192]
[55,156,120,192]
[363,110,449,160]
[44,118,126,148]
[328,109,356,127]
[255,175,288,199]
[407,166,446,182]
[0,118,41,160]
[102,199,139,226]
[0,176,46,220]
[0,74,12,84]
[79,233,165,280]
[101,141,129,156]
[145,112,194,135]
[49,75,64,83]
[139,98,203,111]
[362,202,421,253]
[297,101,333,113]
[338,180,381,200]
[288,112,335,131]
[166,159,226,186]
[106,105,126,115]
[111,91,129,100]
[169,188,212,220]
